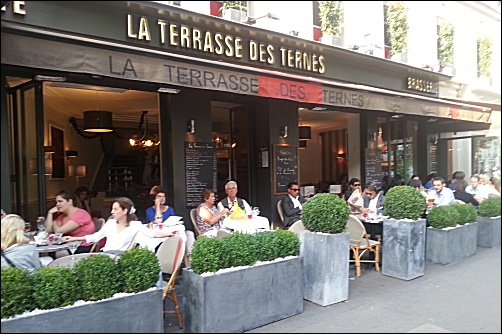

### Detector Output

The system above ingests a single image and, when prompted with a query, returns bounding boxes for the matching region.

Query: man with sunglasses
[281,182,306,229]
[363,184,385,215]
[346,178,365,214]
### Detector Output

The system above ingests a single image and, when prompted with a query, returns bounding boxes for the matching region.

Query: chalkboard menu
[429,144,437,173]
[365,148,382,190]
[185,142,217,208]
[273,144,298,195]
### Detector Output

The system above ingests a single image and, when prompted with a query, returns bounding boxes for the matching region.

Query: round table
[35,242,70,253]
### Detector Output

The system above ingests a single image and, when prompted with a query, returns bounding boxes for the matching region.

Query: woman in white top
[64,197,177,252]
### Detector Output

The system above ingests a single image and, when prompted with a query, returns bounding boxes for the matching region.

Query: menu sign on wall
[185,142,217,208]
[365,148,382,190]
[429,144,437,173]
[273,144,298,195]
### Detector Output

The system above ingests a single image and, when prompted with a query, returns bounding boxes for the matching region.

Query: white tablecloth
[222,216,270,234]
[136,224,186,252]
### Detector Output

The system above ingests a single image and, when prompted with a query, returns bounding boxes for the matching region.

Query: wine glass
[68,241,81,260]
[24,221,32,233]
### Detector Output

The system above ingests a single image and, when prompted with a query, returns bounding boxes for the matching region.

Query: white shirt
[368,194,379,213]
[288,194,303,210]
[85,219,154,252]
[466,184,488,200]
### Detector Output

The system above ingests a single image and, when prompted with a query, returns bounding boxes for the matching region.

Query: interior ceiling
[6,78,348,130]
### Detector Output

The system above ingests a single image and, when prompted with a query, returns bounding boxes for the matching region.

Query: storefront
[1,1,493,227]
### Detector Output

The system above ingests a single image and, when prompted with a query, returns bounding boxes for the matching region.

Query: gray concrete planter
[382,218,426,281]
[477,216,501,248]
[1,289,163,333]
[426,222,478,265]
[180,256,303,333]
[303,230,349,306]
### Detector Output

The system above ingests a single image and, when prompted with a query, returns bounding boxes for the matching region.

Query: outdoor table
[34,242,70,253]
[355,215,385,242]
[135,223,187,252]
[222,216,270,234]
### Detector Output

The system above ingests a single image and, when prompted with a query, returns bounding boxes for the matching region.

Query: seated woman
[1,214,40,274]
[74,186,100,222]
[63,197,178,253]
[454,180,479,207]
[196,188,230,237]
[45,190,96,257]
[146,187,175,224]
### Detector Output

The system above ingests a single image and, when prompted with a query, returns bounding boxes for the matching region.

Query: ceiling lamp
[83,110,113,133]
[129,111,160,149]
[299,126,312,140]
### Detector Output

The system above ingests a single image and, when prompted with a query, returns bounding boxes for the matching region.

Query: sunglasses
[353,183,361,186]
[290,188,300,191]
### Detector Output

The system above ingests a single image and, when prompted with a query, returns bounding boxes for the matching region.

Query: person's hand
[48,206,59,215]
[221,208,230,218]
[62,236,75,242]
[165,230,178,237]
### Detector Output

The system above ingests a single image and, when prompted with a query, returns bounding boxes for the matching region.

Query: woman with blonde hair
[1,214,40,273]
[487,177,501,198]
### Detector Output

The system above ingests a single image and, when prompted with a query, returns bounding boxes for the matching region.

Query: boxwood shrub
[74,254,121,301]
[453,203,478,225]
[427,205,460,229]
[118,247,160,293]
[384,186,426,220]
[190,229,300,275]
[1,267,34,319]
[302,193,349,233]
[478,197,501,217]
[32,267,79,310]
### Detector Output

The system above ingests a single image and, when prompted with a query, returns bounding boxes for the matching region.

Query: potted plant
[476,197,501,248]
[386,1,408,62]
[1,250,163,333]
[301,193,350,306]
[318,1,344,47]
[180,230,302,333]
[438,21,455,76]
[220,1,247,23]
[426,204,478,265]
[381,185,426,280]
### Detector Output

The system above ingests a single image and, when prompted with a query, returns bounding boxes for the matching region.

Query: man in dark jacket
[281,181,307,229]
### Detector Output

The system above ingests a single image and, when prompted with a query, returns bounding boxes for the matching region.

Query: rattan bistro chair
[345,215,381,277]
[277,200,285,225]
[156,235,185,329]
[190,208,202,237]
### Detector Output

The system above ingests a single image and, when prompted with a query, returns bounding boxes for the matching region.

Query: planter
[320,35,343,47]
[382,218,426,281]
[303,230,349,306]
[180,256,303,333]
[426,222,478,265]
[477,216,501,248]
[1,289,163,333]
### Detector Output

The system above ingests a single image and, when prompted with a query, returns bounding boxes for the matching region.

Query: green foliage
[255,229,300,261]
[478,197,501,217]
[190,230,300,275]
[386,1,408,56]
[318,1,343,36]
[452,204,478,225]
[31,267,79,310]
[1,267,34,319]
[221,232,257,268]
[302,193,349,234]
[438,21,454,66]
[477,37,492,77]
[118,247,160,293]
[190,237,224,274]
[427,205,460,229]
[74,254,120,301]
[384,186,426,220]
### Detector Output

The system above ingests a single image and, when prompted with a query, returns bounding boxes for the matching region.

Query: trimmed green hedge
[2,249,158,320]
[453,203,478,225]
[384,186,426,220]
[190,230,300,275]
[427,205,460,229]
[478,197,501,217]
[302,193,349,234]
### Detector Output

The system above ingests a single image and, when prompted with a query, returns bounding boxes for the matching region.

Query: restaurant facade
[1,1,496,228]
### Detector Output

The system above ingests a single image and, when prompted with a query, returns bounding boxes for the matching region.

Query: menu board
[273,144,298,195]
[365,148,382,189]
[185,142,217,208]
[429,144,437,173]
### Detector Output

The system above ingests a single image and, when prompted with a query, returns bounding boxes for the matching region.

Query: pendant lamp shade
[83,111,113,132]
[299,140,308,149]
[299,126,312,140]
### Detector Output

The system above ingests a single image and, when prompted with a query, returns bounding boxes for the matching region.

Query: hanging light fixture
[129,111,160,148]
[83,91,114,132]
[299,126,312,140]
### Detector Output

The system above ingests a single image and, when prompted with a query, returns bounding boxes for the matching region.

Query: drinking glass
[24,221,32,232]
[68,241,81,260]
[55,232,63,243]
[252,207,260,217]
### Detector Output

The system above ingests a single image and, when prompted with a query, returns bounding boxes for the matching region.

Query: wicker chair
[345,215,381,277]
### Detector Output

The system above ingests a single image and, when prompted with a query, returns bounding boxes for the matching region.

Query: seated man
[363,184,385,215]
[426,177,455,208]
[281,182,306,229]
[217,181,252,214]
[466,175,488,204]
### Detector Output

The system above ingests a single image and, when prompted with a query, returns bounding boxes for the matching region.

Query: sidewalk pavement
[164,246,501,333]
